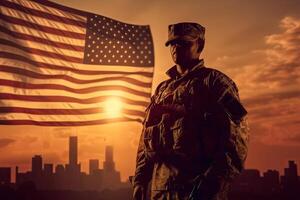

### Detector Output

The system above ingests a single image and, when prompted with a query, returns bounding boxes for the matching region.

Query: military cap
[165,22,205,46]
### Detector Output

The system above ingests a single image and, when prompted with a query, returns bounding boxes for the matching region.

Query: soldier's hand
[133,184,146,200]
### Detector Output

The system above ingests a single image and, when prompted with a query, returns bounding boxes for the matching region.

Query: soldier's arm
[197,71,249,200]
[133,82,169,199]
[133,127,153,200]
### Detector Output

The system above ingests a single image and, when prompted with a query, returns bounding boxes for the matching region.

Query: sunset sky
[0,0,300,182]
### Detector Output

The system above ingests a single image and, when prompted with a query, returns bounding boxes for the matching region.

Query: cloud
[213,17,300,145]
[0,138,15,148]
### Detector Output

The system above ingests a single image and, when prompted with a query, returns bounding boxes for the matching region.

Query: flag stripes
[0,0,154,126]
[0,53,153,76]
[0,38,84,63]
[0,0,87,27]
[0,93,149,107]
[0,65,152,87]
[0,13,86,39]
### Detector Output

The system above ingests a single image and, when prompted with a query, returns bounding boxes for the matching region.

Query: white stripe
[0,71,152,92]
[0,48,154,74]
[0,112,143,122]
[0,19,85,46]
[0,58,153,84]
[0,32,84,59]
[0,86,151,102]
[0,43,82,64]
[0,99,147,111]
[0,6,86,34]
[8,0,86,22]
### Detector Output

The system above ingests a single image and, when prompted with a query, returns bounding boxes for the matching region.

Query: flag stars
[85,14,154,66]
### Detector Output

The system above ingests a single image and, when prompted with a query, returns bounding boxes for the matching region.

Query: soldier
[133,22,249,200]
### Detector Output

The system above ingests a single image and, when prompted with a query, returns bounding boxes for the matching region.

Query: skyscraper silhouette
[66,136,80,174]
[0,167,11,185]
[32,155,42,176]
[104,146,115,172]
[102,146,120,189]
[89,159,99,175]
[69,136,78,166]
[282,160,299,193]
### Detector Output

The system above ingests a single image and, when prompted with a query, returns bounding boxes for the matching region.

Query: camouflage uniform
[133,24,249,200]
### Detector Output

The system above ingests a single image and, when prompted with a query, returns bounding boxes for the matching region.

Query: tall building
[262,170,280,193]
[32,155,43,176]
[231,169,262,193]
[65,136,81,190]
[282,160,299,193]
[102,146,120,189]
[66,136,80,174]
[0,167,11,185]
[69,136,78,165]
[103,146,115,171]
[89,159,99,175]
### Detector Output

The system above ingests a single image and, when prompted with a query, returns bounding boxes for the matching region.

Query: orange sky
[0,0,300,182]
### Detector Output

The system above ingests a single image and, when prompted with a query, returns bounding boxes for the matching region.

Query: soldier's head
[165,22,205,66]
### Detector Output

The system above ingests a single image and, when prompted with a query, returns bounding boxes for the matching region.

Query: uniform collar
[166,59,205,80]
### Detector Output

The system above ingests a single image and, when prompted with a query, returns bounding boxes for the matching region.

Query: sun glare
[105,98,123,118]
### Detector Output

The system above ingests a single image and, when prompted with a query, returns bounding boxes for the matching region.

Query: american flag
[0,0,154,126]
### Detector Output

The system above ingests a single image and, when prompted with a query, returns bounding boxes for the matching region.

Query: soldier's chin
[174,59,185,66]
[172,56,183,65]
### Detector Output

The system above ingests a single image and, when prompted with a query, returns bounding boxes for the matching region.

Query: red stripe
[0,0,86,28]
[0,65,152,87]
[0,93,149,107]
[0,25,84,51]
[0,118,142,126]
[0,13,86,39]
[0,79,151,98]
[30,0,89,17]
[0,107,145,118]
[0,52,154,77]
[0,39,83,63]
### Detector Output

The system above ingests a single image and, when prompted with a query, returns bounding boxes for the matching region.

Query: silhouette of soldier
[133,22,249,200]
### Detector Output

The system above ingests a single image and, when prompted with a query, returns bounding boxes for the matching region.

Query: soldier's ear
[197,39,205,53]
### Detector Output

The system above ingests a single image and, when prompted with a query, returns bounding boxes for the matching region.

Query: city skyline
[0,136,299,200]
[0,135,299,185]
[0,136,127,191]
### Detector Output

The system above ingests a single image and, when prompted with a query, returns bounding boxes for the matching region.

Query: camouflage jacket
[133,60,249,200]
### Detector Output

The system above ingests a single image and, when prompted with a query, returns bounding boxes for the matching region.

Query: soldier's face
[169,39,200,65]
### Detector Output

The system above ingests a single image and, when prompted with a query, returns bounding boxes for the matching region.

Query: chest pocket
[171,118,201,155]
[174,81,193,105]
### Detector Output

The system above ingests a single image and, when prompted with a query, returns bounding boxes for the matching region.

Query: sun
[104,97,123,118]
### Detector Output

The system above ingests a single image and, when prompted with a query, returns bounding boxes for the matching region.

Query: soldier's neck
[176,59,201,76]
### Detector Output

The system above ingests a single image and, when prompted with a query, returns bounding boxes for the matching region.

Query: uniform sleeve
[133,126,154,187]
[198,72,250,200]
[133,81,168,187]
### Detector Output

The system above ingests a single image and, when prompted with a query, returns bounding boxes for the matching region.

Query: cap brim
[165,35,198,46]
